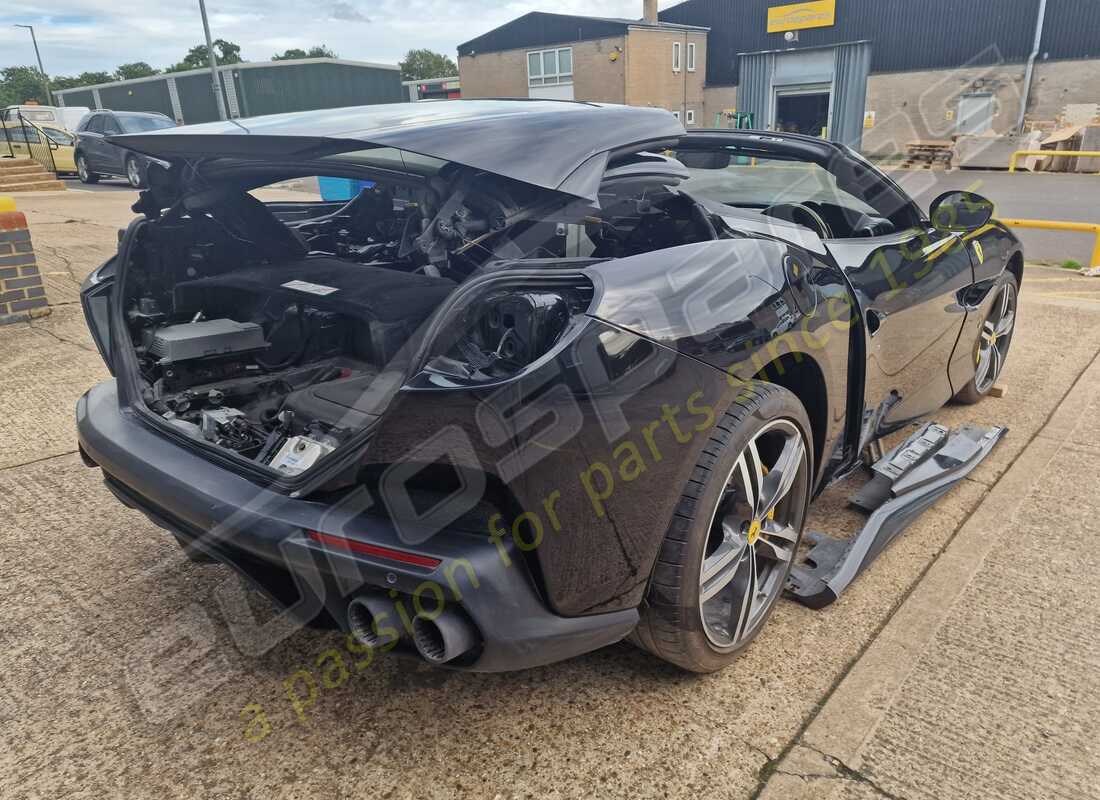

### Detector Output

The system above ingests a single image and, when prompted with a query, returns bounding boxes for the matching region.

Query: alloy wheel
[127,158,141,187]
[77,157,88,182]
[698,419,808,649]
[976,281,1016,393]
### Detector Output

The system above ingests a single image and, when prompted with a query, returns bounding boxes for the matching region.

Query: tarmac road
[2,188,1097,799]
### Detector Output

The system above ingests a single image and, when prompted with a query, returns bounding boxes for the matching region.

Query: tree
[0,65,50,106]
[398,49,457,81]
[115,62,159,81]
[50,71,113,91]
[167,40,244,72]
[273,45,338,61]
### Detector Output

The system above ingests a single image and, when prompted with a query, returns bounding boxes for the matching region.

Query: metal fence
[1,111,57,173]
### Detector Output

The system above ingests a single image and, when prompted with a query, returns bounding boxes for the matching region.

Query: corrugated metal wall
[54,61,403,125]
[173,73,223,124]
[57,89,95,109]
[235,63,403,117]
[660,0,1100,85]
[99,80,174,118]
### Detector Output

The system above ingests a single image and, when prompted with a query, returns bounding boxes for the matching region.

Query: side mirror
[929,190,994,232]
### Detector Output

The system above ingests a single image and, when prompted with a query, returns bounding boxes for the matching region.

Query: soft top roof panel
[107,99,686,199]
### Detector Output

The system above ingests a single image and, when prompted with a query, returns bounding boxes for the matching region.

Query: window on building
[672,41,682,72]
[527,47,574,87]
[686,110,696,125]
[687,42,696,72]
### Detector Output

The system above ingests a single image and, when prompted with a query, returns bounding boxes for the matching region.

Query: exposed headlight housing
[407,273,595,389]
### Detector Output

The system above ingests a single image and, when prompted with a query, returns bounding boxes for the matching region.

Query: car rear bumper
[76,380,638,671]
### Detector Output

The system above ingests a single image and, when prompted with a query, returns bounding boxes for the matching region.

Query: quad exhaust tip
[412,608,478,664]
[347,595,401,650]
[347,595,479,664]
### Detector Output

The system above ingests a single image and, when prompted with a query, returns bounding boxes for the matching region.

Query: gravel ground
[2,189,1099,799]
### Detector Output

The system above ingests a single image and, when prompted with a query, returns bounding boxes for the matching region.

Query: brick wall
[458,37,627,103]
[0,211,50,324]
[862,64,1027,158]
[702,86,738,128]
[625,28,707,125]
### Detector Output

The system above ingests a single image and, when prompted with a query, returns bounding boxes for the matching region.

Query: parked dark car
[76,100,1020,672]
[73,110,175,188]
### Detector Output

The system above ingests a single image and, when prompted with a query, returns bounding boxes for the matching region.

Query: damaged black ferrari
[76,100,1020,672]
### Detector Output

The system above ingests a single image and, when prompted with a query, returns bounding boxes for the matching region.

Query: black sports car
[76,100,1020,672]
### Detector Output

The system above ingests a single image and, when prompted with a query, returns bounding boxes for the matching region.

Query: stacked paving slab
[0,157,65,192]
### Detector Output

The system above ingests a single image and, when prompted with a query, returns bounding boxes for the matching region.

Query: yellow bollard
[0,196,15,213]
[999,218,1100,268]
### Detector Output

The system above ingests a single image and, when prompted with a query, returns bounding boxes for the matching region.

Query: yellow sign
[767,0,836,32]
[863,110,876,128]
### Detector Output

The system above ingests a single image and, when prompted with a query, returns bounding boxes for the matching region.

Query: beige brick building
[458,5,708,126]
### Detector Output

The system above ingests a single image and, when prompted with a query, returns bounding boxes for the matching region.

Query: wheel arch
[1006,250,1023,289]
[753,352,826,485]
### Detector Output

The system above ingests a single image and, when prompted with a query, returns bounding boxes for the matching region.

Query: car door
[826,223,974,438]
[99,114,125,175]
[672,132,974,445]
[3,125,31,160]
[79,114,105,170]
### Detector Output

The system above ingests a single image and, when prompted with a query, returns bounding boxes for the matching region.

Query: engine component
[269,435,336,476]
[200,407,245,441]
[146,318,267,364]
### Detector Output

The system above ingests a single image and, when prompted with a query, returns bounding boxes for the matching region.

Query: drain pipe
[1015,0,1048,134]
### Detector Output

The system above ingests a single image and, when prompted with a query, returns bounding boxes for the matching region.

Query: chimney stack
[643,0,659,24]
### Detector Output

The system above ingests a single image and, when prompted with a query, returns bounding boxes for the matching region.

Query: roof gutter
[1016,0,1048,134]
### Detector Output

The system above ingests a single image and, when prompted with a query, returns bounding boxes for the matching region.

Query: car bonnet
[104,100,686,201]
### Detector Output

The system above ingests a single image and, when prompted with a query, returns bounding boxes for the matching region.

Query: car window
[85,115,104,134]
[676,151,878,215]
[674,146,921,237]
[101,116,123,135]
[4,126,43,144]
[117,115,174,134]
[42,127,75,146]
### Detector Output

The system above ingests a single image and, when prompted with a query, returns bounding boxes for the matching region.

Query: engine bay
[119,155,722,478]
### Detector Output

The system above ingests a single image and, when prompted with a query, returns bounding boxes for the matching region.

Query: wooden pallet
[899,140,953,170]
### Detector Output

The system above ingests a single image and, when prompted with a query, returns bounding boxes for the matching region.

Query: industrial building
[458,0,1100,155]
[51,58,404,126]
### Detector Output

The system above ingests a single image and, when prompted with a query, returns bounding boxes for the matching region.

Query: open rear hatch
[104,102,725,486]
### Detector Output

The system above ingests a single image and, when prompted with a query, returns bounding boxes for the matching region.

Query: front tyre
[76,155,99,184]
[633,382,812,673]
[954,271,1018,404]
[125,155,144,189]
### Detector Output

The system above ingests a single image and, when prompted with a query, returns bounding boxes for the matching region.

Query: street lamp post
[13,24,52,104]
[197,0,228,121]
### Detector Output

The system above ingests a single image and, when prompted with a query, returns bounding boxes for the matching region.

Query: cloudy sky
[0,0,657,77]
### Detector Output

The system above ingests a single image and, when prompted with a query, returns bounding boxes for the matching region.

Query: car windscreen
[117,115,174,134]
[675,149,878,215]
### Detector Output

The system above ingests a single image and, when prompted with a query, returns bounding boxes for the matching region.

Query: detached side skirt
[786,422,1007,609]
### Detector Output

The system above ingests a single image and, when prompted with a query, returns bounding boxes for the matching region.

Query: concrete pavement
[1,190,1098,799]
[758,340,1100,800]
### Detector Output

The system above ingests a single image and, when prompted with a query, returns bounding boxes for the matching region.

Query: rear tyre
[633,382,812,673]
[76,155,99,184]
[954,271,1018,404]
[125,155,144,189]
